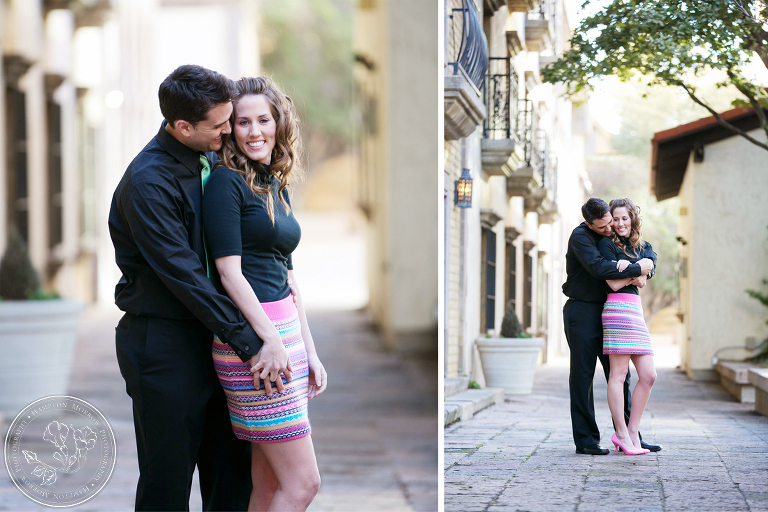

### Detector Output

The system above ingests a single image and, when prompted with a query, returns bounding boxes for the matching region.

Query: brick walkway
[0,305,438,511]
[444,360,768,512]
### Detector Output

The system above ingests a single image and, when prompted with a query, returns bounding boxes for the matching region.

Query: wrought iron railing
[447,0,489,92]
[518,99,540,169]
[483,57,520,140]
[527,0,552,20]
[547,154,558,202]
[527,0,558,53]
[534,129,549,179]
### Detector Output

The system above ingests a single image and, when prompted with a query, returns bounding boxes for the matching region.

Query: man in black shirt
[109,65,290,510]
[562,198,660,455]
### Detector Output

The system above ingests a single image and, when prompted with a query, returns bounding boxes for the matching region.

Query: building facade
[651,108,768,381]
[443,0,593,382]
[1,0,259,304]
[353,0,439,351]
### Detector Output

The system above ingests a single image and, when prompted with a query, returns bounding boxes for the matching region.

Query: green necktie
[200,154,211,277]
[200,154,211,191]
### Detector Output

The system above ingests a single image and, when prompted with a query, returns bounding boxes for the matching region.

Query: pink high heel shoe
[611,433,650,455]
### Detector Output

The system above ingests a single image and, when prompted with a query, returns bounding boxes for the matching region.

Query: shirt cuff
[227,323,264,363]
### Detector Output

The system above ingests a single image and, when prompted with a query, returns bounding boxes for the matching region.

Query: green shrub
[0,228,40,300]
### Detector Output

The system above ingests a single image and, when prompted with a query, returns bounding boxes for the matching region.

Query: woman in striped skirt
[202,77,326,510]
[598,198,657,456]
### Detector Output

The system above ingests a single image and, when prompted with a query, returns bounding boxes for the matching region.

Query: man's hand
[638,258,654,276]
[249,342,292,396]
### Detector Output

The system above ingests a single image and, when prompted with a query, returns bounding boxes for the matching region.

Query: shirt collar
[156,120,205,175]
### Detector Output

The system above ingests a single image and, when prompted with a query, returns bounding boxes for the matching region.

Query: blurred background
[0,0,438,510]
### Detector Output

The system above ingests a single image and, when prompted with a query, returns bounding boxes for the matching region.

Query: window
[6,87,28,243]
[48,100,63,249]
[505,240,517,310]
[523,252,533,329]
[481,227,496,332]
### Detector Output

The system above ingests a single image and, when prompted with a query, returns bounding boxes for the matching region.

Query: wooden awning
[650,106,761,200]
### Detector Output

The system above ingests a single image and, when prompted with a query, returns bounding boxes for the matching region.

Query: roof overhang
[650,106,762,200]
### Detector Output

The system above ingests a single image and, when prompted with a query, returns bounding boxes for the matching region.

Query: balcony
[484,0,507,13]
[506,165,540,197]
[525,1,554,53]
[481,58,523,176]
[507,0,538,13]
[508,100,550,201]
[525,137,558,219]
[445,0,489,140]
[506,30,523,57]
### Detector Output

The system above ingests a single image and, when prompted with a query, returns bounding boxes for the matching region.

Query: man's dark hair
[158,65,235,128]
[581,198,610,224]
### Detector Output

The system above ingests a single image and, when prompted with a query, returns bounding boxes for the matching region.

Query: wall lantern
[454,169,473,208]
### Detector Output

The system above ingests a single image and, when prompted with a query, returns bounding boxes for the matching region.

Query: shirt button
[244,345,250,350]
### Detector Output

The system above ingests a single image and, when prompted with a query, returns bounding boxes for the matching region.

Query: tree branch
[725,66,768,138]
[673,80,768,151]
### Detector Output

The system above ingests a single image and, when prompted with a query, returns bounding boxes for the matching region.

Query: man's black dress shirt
[562,222,655,303]
[108,123,262,362]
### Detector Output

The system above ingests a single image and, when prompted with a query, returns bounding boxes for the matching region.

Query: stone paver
[1,306,438,511]
[445,361,768,512]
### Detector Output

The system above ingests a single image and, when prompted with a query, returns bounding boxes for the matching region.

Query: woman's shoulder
[597,236,616,251]
[641,240,654,254]
[207,166,248,190]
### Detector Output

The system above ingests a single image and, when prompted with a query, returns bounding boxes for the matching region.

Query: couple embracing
[563,197,662,456]
[109,65,326,511]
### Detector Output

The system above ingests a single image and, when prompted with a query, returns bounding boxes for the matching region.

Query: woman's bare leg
[608,354,638,450]
[627,354,656,448]
[257,435,321,512]
[248,443,278,511]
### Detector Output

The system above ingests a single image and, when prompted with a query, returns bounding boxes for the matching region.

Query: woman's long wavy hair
[609,198,644,258]
[216,76,304,224]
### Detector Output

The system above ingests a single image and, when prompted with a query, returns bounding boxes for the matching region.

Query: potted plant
[475,301,544,394]
[0,229,84,418]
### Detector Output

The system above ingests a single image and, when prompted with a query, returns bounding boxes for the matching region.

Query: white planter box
[716,361,756,403]
[0,299,84,417]
[476,337,544,394]
[748,368,768,417]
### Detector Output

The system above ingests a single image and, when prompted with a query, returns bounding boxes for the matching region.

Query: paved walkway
[444,359,768,512]
[1,305,438,511]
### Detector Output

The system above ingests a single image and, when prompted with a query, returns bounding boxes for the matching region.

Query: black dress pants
[563,299,632,449]
[115,314,251,511]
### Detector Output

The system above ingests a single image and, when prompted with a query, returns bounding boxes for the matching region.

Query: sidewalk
[0,305,438,511]
[445,357,768,512]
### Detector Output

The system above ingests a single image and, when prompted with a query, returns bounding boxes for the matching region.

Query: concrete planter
[715,361,756,403]
[476,336,544,394]
[748,368,768,417]
[0,299,84,417]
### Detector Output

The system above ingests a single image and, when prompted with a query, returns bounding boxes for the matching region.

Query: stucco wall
[387,0,439,335]
[445,140,462,377]
[682,129,768,378]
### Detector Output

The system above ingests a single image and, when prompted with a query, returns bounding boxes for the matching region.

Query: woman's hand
[633,275,647,288]
[287,277,298,305]
[306,353,327,399]
[616,259,630,272]
[250,340,292,396]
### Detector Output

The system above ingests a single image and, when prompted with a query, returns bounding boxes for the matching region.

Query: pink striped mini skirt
[602,293,654,356]
[212,295,311,443]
